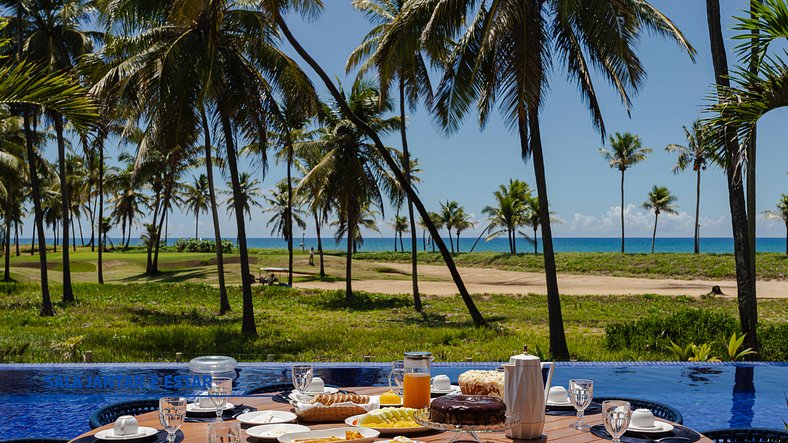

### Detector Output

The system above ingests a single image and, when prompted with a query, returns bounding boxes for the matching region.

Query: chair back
[541,362,555,403]
[88,399,159,429]
[594,396,684,425]
[702,428,788,443]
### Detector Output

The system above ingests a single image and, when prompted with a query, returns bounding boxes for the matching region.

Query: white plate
[94,427,158,441]
[277,427,380,443]
[187,402,235,413]
[627,422,675,434]
[246,424,311,440]
[545,399,573,407]
[238,410,298,425]
[345,414,430,435]
[430,385,461,395]
[304,387,340,395]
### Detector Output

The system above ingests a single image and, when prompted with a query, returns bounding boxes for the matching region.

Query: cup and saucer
[94,415,158,441]
[546,386,574,409]
[187,395,235,414]
[627,409,675,434]
[430,375,461,396]
[303,377,339,395]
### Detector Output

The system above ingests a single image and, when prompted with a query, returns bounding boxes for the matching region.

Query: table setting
[70,349,711,443]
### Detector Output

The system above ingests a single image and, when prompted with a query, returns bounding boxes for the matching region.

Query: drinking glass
[292,365,313,395]
[209,377,233,422]
[568,379,594,430]
[158,396,186,443]
[388,360,405,396]
[603,400,632,443]
[208,421,241,443]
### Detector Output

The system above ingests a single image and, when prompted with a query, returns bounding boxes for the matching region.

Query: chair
[89,399,160,429]
[702,428,788,443]
[594,396,684,425]
[0,440,69,443]
[243,382,299,396]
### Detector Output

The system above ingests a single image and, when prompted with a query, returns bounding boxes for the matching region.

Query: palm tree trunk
[195,211,199,239]
[651,213,659,254]
[534,226,538,255]
[55,115,74,303]
[90,193,96,251]
[469,223,490,253]
[276,16,485,326]
[71,214,76,252]
[23,111,53,316]
[784,221,787,256]
[30,214,36,255]
[77,213,84,247]
[620,169,626,253]
[15,220,20,256]
[422,230,426,251]
[146,187,161,274]
[525,109,570,360]
[746,0,759,282]
[286,140,294,286]
[200,107,229,314]
[694,168,701,254]
[153,188,169,272]
[53,224,57,253]
[97,137,104,284]
[4,196,12,282]
[219,107,255,336]
[706,0,758,355]
[399,79,421,311]
[447,227,454,253]
[456,231,460,253]
[393,233,397,252]
[314,211,325,279]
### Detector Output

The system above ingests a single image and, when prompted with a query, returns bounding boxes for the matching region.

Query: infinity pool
[0,362,785,439]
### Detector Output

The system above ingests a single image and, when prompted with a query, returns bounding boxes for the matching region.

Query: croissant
[310,393,370,406]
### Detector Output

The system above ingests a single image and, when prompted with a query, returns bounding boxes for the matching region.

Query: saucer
[187,402,234,413]
[546,399,573,407]
[627,421,675,434]
[305,387,339,395]
[431,385,461,395]
[94,427,158,441]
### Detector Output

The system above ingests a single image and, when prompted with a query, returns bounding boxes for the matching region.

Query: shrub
[759,323,788,361]
[605,309,740,356]
[174,238,234,253]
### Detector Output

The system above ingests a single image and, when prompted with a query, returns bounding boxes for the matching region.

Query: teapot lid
[509,345,541,366]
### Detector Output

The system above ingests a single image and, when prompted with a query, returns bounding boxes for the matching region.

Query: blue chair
[89,399,159,429]
[702,428,788,443]
[594,396,683,425]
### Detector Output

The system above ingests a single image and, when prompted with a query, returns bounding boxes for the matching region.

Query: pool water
[0,362,785,439]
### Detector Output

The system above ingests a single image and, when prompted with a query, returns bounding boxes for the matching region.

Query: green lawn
[354,251,788,280]
[1,282,785,363]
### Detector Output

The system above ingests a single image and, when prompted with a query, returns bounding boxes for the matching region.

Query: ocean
[21,236,786,254]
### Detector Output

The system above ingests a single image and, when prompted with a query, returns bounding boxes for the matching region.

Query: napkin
[72,429,184,443]
[591,424,702,443]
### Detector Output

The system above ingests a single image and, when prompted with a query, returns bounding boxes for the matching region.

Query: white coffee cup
[547,386,570,404]
[113,415,138,436]
[631,408,656,428]
[307,377,325,393]
[431,375,451,391]
[197,394,214,408]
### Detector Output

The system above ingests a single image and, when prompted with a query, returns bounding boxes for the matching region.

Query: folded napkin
[546,402,602,416]
[72,430,183,443]
[185,404,257,423]
[591,424,702,443]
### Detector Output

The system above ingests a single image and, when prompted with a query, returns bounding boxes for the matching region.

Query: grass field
[0,282,786,363]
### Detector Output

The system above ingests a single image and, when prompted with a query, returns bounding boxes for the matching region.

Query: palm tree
[762,194,788,256]
[483,179,531,254]
[666,121,710,254]
[264,181,307,252]
[349,0,435,313]
[298,79,399,300]
[392,215,409,252]
[295,140,332,280]
[424,211,443,253]
[107,162,149,249]
[439,200,460,253]
[642,186,679,254]
[599,133,652,253]
[453,208,473,253]
[0,111,25,282]
[181,175,210,239]
[224,172,263,220]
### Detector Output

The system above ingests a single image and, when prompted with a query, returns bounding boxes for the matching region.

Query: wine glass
[568,379,594,430]
[388,360,405,396]
[292,365,313,395]
[603,400,632,443]
[209,377,232,422]
[158,397,186,443]
[208,421,241,443]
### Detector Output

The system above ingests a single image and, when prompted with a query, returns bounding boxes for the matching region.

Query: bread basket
[292,393,379,422]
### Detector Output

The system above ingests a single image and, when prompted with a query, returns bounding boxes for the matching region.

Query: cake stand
[413,409,519,443]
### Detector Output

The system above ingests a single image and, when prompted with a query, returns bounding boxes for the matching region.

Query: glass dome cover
[188,355,238,374]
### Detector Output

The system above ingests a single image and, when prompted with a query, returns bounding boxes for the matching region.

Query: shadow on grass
[120,269,212,283]
[127,307,239,327]
[296,275,342,283]
[308,291,414,311]
[401,311,507,328]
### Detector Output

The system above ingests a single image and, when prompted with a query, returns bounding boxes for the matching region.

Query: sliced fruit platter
[346,408,431,435]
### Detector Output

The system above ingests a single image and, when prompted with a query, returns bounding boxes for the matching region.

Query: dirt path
[296,262,788,298]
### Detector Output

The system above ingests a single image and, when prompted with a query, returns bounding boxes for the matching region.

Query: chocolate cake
[429,395,507,426]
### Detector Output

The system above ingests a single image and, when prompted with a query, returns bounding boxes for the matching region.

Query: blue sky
[48,1,788,240]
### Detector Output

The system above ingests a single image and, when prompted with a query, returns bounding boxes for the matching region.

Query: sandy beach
[296,262,788,298]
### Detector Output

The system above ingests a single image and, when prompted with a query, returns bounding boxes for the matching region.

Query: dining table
[69,386,713,443]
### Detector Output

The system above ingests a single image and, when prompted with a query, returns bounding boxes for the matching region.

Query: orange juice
[403,372,431,408]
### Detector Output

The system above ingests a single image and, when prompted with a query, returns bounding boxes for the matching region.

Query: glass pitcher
[402,351,432,408]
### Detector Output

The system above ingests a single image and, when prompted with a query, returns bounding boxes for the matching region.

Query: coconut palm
[423,211,443,253]
[181,174,210,239]
[264,180,307,248]
[224,172,263,221]
[521,195,561,255]
[439,200,460,253]
[643,186,679,254]
[297,79,400,300]
[452,208,473,253]
[762,194,788,256]
[600,133,652,253]
[0,110,25,281]
[348,0,436,313]
[666,120,710,254]
[295,139,332,280]
[392,214,409,252]
[483,179,531,254]
[107,162,149,249]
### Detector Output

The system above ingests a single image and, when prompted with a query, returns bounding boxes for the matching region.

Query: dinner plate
[237,410,298,425]
[627,422,675,434]
[545,400,573,407]
[430,385,461,395]
[94,427,158,441]
[246,424,311,440]
[277,427,380,443]
[187,402,235,413]
[345,414,430,435]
